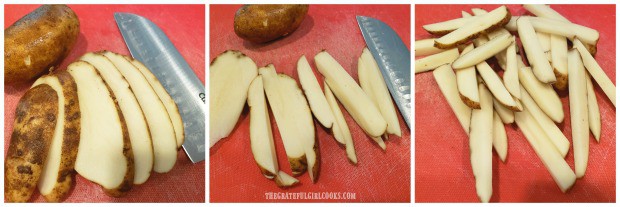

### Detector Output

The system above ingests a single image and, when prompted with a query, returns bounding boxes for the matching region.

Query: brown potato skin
[234,4,309,43]
[4,85,59,202]
[5,5,80,84]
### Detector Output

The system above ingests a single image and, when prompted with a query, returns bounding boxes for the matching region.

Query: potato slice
[469,8,511,71]
[69,61,134,197]
[433,65,472,134]
[415,38,447,56]
[517,17,556,83]
[297,55,335,128]
[103,51,177,173]
[568,49,589,178]
[359,48,402,137]
[274,171,299,188]
[574,39,616,107]
[452,33,512,70]
[550,34,569,90]
[493,112,507,162]
[528,17,599,47]
[536,32,552,61]
[518,67,564,123]
[315,51,387,137]
[415,48,459,74]
[493,98,514,124]
[209,50,258,147]
[434,6,511,49]
[455,44,480,109]
[504,39,520,99]
[5,85,58,202]
[520,86,569,157]
[469,83,494,203]
[80,53,153,184]
[476,61,519,110]
[586,73,601,142]
[324,82,357,163]
[514,109,576,192]
[32,72,80,202]
[422,16,476,35]
[522,4,569,22]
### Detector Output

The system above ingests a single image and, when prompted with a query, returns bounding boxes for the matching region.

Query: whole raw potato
[4,5,80,84]
[234,4,309,43]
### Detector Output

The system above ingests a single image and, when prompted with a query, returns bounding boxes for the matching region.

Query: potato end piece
[274,171,299,188]
[552,68,568,90]
[288,155,308,176]
[434,7,511,49]
[460,93,481,109]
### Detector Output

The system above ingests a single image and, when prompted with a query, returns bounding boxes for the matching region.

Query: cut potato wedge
[415,48,459,74]
[297,55,335,128]
[518,67,564,123]
[517,17,556,83]
[514,110,576,193]
[422,16,476,36]
[80,53,153,184]
[493,98,514,124]
[434,6,511,49]
[493,112,507,162]
[504,39,520,99]
[324,82,357,164]
[32,72,80,202]
[568,49,589,178]
[469,83,494,203]
[359,48,402,137]
[315,51,387,138]
[522,4,570,22]
[69,61,134,197]
[586,73,601,142]
[574,39,616,107]
[248,77,278,179]
[536,32,552,61]
[469,8,511,70]
[520,86,569,157]
[415,38,447,56]
[452,33,512,70]
[550,34,569,90]
[476,61,519,111]
[433,65,472,134]
[455,44,480,109]
[210,50,258,147]
[103,51,177,174]
[527,17,599,47]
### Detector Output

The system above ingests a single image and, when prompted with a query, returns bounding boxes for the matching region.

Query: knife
[357,16,411,128]
[114,13,205,163]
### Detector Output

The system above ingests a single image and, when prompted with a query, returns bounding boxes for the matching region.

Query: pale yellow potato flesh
[248,77,278,179]
[493,98,514,124]
[476,61,518,110]
[452,33,512,70]
[469,83,494,203]
[469,8,511,70]
[422,16,476,35]
[462,11,472,17]
[528,17,599,46]
[297,55,335,129]
[585,73,601,142]
[493,112,507,162]
[415,38,447,57]
[536,32,552,61]
[522,4,570,22]
[455,44,480,109]
[574,39,616,107]
[504,39,520,99]
[435,6,510,49]
[518,67,564,123]
[517,17,556,83]
[433,64,472,134]
[415,48,459,74]
[324,82,357,163]
[568,49,589,178]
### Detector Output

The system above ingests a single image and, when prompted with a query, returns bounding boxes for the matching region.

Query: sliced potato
[586,73,601,142]
[452,33,512,70]
[324,82,357,163]
[297,55,335,128]
[493,112,507,162]
[517,17,556,83]
[518,66,564,123]
[274,171,299,188]
[574,39,616,107]
[248,77,278,179]
[476,61,518,111]
[504,39,520,99]
[536,32,552,61]
[422,16,476,35]
[528,17,599,47]
[520,86,569,157]
[469,83,494,203]
[522,4,570,22]
[434,6,511,49]
[433,65,472,134]
[550,34,569,90]
[493,98,514,124]
[415,48,459,74]
[469,8,511,70]
[568,49,589,178]
[455,44,480,109]
[415,38,447,56]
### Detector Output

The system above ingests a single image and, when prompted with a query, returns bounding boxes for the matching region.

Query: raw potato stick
[455,44,480,109]
[586,73,601,142]
[476,61,519,110]
[528,17,599,47]
[415,39,446,56]
[522,4,569,22]
[574,39,616,107]
[470,8,511,70]
[433,65,473,134]
[568,49,589,178]
[297,55,335,128]
[517,17,556,83]
[415,48,459,73]
[324,82,357,164]
[514,110,576,192]
[493,112,507,162]
[504,38,520,99]
[518,67,564,123]
[493,98,514,124]
[452,33,513,70]
[550,34,569,90]
[469,83,494,203]
[434,6,511,48]
[536,32,552,61]
[422,16,476,35]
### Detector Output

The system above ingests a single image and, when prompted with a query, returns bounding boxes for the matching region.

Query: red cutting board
[4,4,205,202]
[210,5,410,202]
[415,5,616,202]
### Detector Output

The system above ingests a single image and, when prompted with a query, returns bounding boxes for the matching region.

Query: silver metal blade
[115,13,205,163]
[357,16,411,128]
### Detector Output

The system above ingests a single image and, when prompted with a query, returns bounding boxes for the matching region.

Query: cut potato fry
[536,32,552,61]
[517,17,556,83]
[210,50,258,147]
[574,39,616,107]
[415,38,447,56]
[514,110,576,193]
[415,48,459,74]
[422,16,476,36]
[476,61,519,111]
[493,112,507,162]
[470,8,511,70]
[435,6,511,49]
[324,82,357,163]
[528,17,599,47]
[550,34,569,90]
[520,86,569,157]
[504,38,520,99]
[371,136,387,151]
[315,51,387,138]
[455,44,480,109]
[248,77,278,179]
[359,48,402,137]
[452,33,512,70]
[518,67,564,123]
[585,73,601,142]
[433,65,472,134]
[469,83,494,203]
[493,98,514,124]
[297,55,335,128]
[568,49,589,178]
[522,4,570,22]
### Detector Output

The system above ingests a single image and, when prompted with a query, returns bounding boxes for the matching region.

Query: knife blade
[357,16,411,128]
[114,13,205,163]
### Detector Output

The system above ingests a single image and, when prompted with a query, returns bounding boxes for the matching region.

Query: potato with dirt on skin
[4,4,80,84]
[234,4,309,43]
